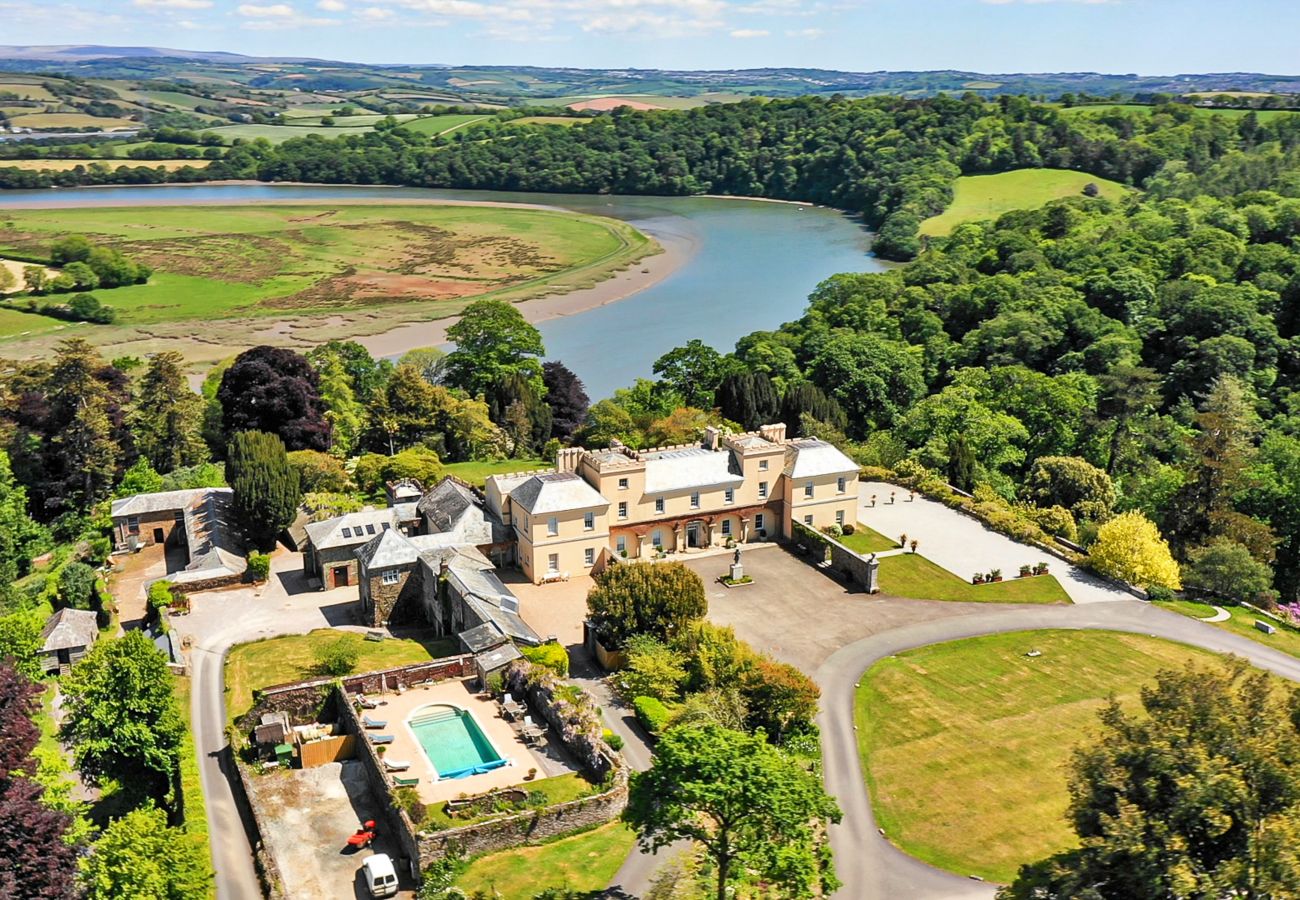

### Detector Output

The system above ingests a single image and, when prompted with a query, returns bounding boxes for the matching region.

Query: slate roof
[510,472,607,514]
[417,478,479,533]
[355,528,423,569]
[173,489,247,583]
[642,447,744,494]
[40,608,98,652]
[427,545,541,646]
[110,487,208,518]
[303,508,396,551]
[784,439,859,479]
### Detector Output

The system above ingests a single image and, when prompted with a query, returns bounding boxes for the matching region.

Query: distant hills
[0,45,1297,103]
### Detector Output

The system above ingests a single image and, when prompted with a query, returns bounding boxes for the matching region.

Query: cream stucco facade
[488,423,861,584]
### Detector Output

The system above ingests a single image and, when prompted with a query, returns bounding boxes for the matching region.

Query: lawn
[878,552,1070,604]
[0,159,211,172]
[920,169,1132,237]
[858,630,1227,883]
[454,821,638,899]
[223,629,457,724]
[1155,598,1300,661]
[424,771,595,829]
[0,203,655,339]
[839,524,897,555]
[441,457,548,486]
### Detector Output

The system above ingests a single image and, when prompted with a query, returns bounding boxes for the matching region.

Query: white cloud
[729,27,768,36]
[318,0,346,8]
[132,0,213,8]
[358,5,393,17]
[785,26,821,36]
[236,2,295,15]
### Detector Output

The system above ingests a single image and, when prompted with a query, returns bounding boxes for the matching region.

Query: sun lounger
[356,695,379,710]
[369,734,394,745]
[362,716,387,729]
[393,776,419,787]
[383,759,411,772]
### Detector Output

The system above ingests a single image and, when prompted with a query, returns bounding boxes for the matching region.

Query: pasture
[6,112,138,130]
[0,202,655,340]
[513,116,589,127]
[399,113,491,135]
[857,630,1228,883]
[919,168,1131,237]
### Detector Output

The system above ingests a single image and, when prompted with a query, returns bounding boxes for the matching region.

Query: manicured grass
[442,457,548,486]
[454,821,638,899]
[878,552,1069,604]
[224,629,457,724]
[1155,599,1300,661]
[839,524,897,555]
[858,630,1225,883]
[400,114,490,135]
[0,203,654,339]
[920,169,1132,237]
[0,159,211,171]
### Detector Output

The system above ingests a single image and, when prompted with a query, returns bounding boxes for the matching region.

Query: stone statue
[733,546,742,565]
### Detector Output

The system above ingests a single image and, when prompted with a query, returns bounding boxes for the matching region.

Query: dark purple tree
[0,663,79,900]
[217,346,332,451]
[542,361,590,442]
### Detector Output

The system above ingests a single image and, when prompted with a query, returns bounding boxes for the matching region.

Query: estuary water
[0,183,883,398]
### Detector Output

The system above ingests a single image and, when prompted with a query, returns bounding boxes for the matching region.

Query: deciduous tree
[1087,511,1182,590]
[60,631,185,811]
[217,346,331,451]
[1025,456,1116,523]
[1183,539,1274,603]
[80,806,212,900]
[627,725,841,900]
[444,299,545,396]
[653,339,730,410]
[587,562,706,648]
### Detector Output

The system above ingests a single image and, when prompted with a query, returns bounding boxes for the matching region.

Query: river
[0,183,883,398]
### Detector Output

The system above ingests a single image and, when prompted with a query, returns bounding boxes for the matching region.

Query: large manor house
[111,423,859,658]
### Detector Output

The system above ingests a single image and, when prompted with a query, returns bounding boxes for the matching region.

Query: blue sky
[2,0,1297,73]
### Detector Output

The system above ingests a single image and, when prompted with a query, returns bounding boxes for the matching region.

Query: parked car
[361,853,398,898]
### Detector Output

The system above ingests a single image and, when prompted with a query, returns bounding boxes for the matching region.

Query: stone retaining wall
[792,521,878,591]
[234,758,289,900]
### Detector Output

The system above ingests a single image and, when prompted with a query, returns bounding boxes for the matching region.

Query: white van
[361,853,398,898]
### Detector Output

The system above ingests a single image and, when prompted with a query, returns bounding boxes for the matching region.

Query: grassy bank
[878,552,1070,604]
[839,524,897,555]
[224,629,456,724]
[919,169,1131,237]
[1155,598,1300,661]
[441,457,549,486]
[857,630,1224,883]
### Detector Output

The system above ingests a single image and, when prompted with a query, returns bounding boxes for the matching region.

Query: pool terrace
[364,679,580,806]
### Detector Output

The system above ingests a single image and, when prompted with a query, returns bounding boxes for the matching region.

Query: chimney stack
[759,422,788,444]
[704,426,721,451]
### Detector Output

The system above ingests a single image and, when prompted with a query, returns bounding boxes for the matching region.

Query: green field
[7,112,138,130]
[399,113,491,135]
[878,552,1070,604]
[1156,599,1300,661]
[858,630,1225,883]
[454,822,638,899]
[513,116,589,127]
[1060,103,1300,123]
[919,169,1132,237]
[224,629,457,723]
[202,123,374,143]
[0,202,655,341]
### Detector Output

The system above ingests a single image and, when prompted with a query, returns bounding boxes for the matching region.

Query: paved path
[858,481,1133,605]
[1203,605,1231,622]
[818,600,1300,900]
[172,553,362,900]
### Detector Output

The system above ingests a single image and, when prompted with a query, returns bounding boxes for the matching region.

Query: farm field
[399,113,491,135]
[201,122,375,143]
[919,168,1131,237]
[7,112,138,130]
[541,92,751,111]
[1060,103,1300,122]
[513,116,588,127]
[0,81,58,101]
[0,202,656,345]
[0,159,212,171]
[857,630,1227,883]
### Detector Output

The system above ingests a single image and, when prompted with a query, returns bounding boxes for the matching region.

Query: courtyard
[245,760,416,900]
[357,678,580,806]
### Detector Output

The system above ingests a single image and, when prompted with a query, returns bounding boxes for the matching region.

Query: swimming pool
[408,705,508,780]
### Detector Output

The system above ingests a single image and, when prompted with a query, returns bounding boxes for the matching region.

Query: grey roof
[643,447,744,494]
[173,489,246,583]
[111,487,210,518]
[393,502,420,523]
[304,508,396,551]
[459,621,509,654]
[355,528,422,569]
[418,478,479,533]
[510,472,607,514]
[40,608,98,652]
[474,640,523,673]
[429,546,541,646]
[784,439,859,479]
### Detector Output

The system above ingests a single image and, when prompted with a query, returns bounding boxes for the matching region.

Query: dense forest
[5,95,1300,260]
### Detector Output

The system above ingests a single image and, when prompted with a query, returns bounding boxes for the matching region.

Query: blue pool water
[409,705,506,780]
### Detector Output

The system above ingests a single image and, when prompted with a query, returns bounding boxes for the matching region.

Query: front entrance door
[153,527,165,544]
[333,565,349,588]
[687,523,700,549]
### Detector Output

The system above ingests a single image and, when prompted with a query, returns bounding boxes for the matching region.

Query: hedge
[633,696,672,735]
[521,642,570,677]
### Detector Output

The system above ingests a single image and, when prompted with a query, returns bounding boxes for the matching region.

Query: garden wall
[792,521,878,592]
[233,759,289,900]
